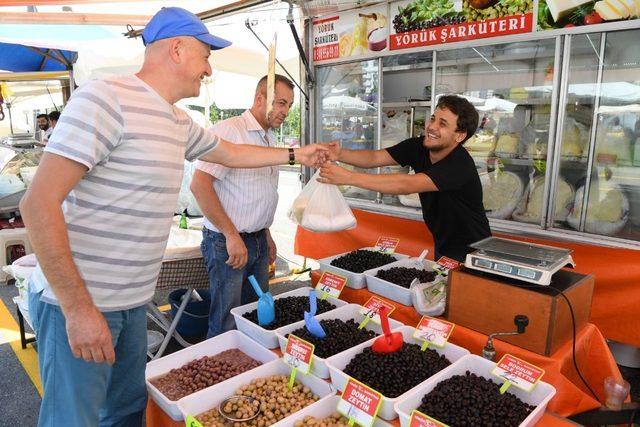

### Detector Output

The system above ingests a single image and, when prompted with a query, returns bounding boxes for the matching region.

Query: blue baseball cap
[142,7,231,50]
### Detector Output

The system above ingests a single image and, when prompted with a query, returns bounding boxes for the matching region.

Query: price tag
[337,378,383,427]
[284,334,315,388]
[413,316,454,350]
[435,257,460,272]
[358,296,395,329]
[492,354,545,393]
[316,271,347,300]
[410,409,449,427]
[185,415,203,427]
[374,236,400,254]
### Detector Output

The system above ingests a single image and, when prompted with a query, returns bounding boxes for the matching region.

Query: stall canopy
[0,42,75,72]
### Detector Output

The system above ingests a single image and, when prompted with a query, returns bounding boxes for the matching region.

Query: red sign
[284,335,315,375]
[337,378,383,426]
[492,354,545,392]
[414,316,454,347]
[316,271,348,299]
[360,296,396,324]
[390,13,533,50]
[436,257,460,271]
[312,16,340,61]
[410,410,449,427]
[374,236,400,254]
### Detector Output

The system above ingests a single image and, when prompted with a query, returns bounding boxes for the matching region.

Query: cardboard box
[445,267,594,356]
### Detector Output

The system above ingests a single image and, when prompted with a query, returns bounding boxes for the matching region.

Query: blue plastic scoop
[304,289,326,339]
[248,275,275,326]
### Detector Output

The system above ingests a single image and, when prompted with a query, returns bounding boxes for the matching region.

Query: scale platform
[464,237,575,286]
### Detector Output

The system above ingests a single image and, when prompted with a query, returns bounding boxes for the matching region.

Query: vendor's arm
[318,163,438,195]
[190,168,248,269]
[325,141,397,168]
[20,153,115,365]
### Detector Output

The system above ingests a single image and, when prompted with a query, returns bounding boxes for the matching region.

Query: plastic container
[168,289,211,338]
[318,247,409,289]
[145,330,279,420]
[231,286,348,349]
[365,258,443,306]
[276,304,405,379]
[325,325,470,420]
[394,354,557,427]
[177,359,336,425]
[604,376,631,410]
[283,395,393,427]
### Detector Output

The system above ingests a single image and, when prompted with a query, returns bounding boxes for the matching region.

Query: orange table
[332,285,621,418]
[295,208,640,348]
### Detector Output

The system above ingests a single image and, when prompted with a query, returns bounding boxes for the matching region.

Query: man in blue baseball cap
[22,6,327,427]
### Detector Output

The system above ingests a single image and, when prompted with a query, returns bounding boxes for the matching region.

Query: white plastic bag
[176,161,203,217]
[288,170,357,232]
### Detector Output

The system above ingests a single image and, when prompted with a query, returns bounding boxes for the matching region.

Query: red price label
[316,271,347,299]
[284,335,315,375]
[413,316,454,348]
[374,236,400,254]
[492,354,545,392]
[359,296,396,324]
[410,410,449,427]
[337,378,382,427]
[436,256,460,271]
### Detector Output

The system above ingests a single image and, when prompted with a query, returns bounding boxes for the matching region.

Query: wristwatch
[288,148,295,165]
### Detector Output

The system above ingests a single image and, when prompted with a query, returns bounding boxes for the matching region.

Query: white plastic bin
[365,258,443,306]
[231,286,348,349]
[178,359,336,425]
[318,247,409,289]
[283,395,394,427]
[276,304,404,379]
[325,325,469,420]
[145,330,279,420]
[394,354,557,427]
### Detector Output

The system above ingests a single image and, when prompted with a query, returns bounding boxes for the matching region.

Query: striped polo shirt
[29,74,219,311]
[196,110,279,233]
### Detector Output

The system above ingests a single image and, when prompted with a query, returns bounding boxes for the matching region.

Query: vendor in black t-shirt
[319,95,491,262]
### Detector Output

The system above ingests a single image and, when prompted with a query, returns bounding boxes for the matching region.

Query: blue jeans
[201,228,269,338]
[28,290,147,427]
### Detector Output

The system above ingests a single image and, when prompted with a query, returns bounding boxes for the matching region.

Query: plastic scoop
[304,289,326,338]
[411,249,429,268]
[248,275,275,326]
[372,306,403,353]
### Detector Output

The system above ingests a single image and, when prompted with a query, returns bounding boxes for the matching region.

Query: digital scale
[464,237,575,286]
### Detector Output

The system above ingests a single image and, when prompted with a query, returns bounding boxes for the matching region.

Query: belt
[239,229,266,237]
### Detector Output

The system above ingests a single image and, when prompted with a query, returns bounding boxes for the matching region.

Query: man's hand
[295,144,329,168]
[66,305,115,364]
[266,230,277,265]
[318,163,355,185]
[226,233,248,269]
[322,140,341,161]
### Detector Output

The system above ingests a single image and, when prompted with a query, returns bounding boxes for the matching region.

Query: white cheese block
[547,0,592,22]
[594,0,640,19]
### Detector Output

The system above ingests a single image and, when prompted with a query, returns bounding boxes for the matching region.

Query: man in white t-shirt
[20,8,327,427]
[191,74,293,338]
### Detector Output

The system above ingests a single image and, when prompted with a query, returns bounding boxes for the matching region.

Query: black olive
[287,319,377,358]
[242,296,336,330]
[330,250,397,273]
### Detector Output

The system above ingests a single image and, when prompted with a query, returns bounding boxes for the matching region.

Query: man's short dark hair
[435,95,479,144]
[48,111,60,121]
[256,74,294,94]
[37,113,48,120]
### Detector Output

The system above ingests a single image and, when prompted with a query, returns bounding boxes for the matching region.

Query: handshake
[296,141,350,185]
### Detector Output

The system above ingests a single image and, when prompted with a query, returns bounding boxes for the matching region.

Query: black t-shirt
[386,137,491,261]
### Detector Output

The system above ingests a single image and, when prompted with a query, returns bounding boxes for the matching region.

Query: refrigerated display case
[310,23,640,248]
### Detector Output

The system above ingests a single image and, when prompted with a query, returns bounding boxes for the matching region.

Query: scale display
[465,237,574,286]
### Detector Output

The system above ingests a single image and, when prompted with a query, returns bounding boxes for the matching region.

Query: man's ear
[456,130,467,144]
[168,38,184,64]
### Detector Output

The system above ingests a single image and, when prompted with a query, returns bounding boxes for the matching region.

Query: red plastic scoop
[372,306,403,353]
